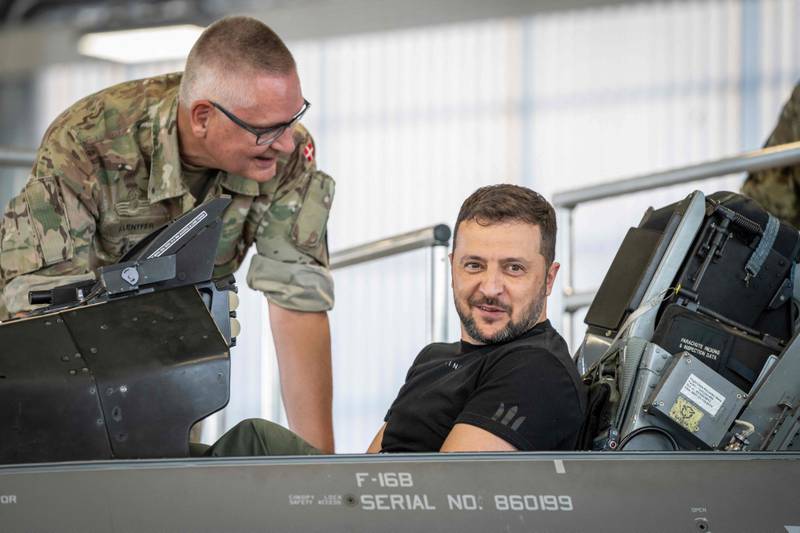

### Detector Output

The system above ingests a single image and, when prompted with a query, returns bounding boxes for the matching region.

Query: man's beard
[455,281,547,345]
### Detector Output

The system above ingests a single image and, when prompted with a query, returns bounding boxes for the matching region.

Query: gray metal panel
[626,191,706,342]
[740,331,800,451]
[617,337,649,414]
[0,315,109,463]
[649,353,747,449]
[573,192,706,374]
[0,453,799,532]
[60,286,231,458]
[619,342,675,441]
[574,332,613,375]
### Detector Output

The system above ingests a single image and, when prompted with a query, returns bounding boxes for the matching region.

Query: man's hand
[440,423,517,452]
[269,302,334,453]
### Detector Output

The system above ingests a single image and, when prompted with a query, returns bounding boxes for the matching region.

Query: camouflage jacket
[742,81,800,228]
[0,73,335,319]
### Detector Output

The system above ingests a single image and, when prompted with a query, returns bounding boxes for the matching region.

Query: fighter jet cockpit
[5,191,799,463]
[1,187,800,532]
[575,190,800,454]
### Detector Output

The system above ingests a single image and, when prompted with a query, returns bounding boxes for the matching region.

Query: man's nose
[270,127,296,154]
[478,266,504,298]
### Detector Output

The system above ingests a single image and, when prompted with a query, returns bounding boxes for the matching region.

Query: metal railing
[262,225,453,429]
[0,147,35,168]
[552,140,800,347]
[330,224,452,343]
[0,145,454,341]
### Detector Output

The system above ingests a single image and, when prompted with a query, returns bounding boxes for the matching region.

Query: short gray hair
[179,16,296,108]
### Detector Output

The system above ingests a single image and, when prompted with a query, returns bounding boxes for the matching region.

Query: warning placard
[680,374,725,416]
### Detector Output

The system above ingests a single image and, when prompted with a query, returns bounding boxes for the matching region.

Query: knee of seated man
[238,418,280,432]
[204,418,287,457]
[232,418,285,444]
[225,418,321,456]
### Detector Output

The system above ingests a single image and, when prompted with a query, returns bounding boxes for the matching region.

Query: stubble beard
[456,281,547,345]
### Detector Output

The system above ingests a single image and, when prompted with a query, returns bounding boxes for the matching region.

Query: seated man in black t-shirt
[205,184,586,456]
[368,184,586,453]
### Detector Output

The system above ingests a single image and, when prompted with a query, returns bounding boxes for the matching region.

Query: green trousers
[191,418,322,457]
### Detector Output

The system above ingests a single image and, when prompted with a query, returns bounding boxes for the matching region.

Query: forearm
[366,423,386,453]
[440,423,517,452]
[268,301,334,453]
[0,173,97,317]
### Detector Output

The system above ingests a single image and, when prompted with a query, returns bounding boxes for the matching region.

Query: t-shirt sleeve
[246,125,336,312]
[454,347,584,451]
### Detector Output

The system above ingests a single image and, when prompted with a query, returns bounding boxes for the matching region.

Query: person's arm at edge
[1,122,99,318]
[366,422,516,454]
[366,423,387,453]
[741,83,800,227]
[269,301,335,454]
[440,423,517,452]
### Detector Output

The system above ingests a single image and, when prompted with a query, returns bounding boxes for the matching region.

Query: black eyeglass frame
[211,99,311,146]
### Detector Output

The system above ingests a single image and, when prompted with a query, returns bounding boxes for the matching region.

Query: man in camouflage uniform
[742,82,800,228]
[0,17,336,453]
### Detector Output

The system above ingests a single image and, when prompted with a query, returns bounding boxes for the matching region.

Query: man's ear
[189,101,214,138]
[545,261,560,296]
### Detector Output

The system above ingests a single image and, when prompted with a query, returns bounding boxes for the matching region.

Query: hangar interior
[0,0,798,454]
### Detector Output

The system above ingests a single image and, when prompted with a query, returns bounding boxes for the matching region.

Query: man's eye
[507,264,525,273]
[464,262,482,270]
[256,125,282,136]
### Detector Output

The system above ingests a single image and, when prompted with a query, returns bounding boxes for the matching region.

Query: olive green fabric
[179,159,216,202]
[742,82,800,228]
[0,73,335,318]
[188,442,212,457]
[202,418,321,457]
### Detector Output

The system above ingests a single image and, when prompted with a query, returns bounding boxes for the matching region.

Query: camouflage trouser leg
[201,418,322,457]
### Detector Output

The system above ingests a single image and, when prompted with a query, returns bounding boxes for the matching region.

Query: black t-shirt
[381,320,587,452]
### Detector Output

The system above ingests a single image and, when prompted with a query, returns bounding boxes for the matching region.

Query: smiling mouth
[475,304,507,314]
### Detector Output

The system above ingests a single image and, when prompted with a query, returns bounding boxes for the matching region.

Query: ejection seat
[576,191,800,452]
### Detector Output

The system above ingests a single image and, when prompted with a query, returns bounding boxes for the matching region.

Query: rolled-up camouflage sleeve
[0,121,98,318]
[246,130,335,312]
[742,82,800,228]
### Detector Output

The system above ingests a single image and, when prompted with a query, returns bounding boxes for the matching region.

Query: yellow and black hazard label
[669,396,703,433]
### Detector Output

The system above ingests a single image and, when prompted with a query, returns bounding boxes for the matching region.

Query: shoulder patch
[303,139,315,163]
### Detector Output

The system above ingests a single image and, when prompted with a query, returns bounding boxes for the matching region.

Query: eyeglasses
[211,99,311,146]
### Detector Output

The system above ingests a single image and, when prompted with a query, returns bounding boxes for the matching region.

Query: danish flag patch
[303,141,315,162]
